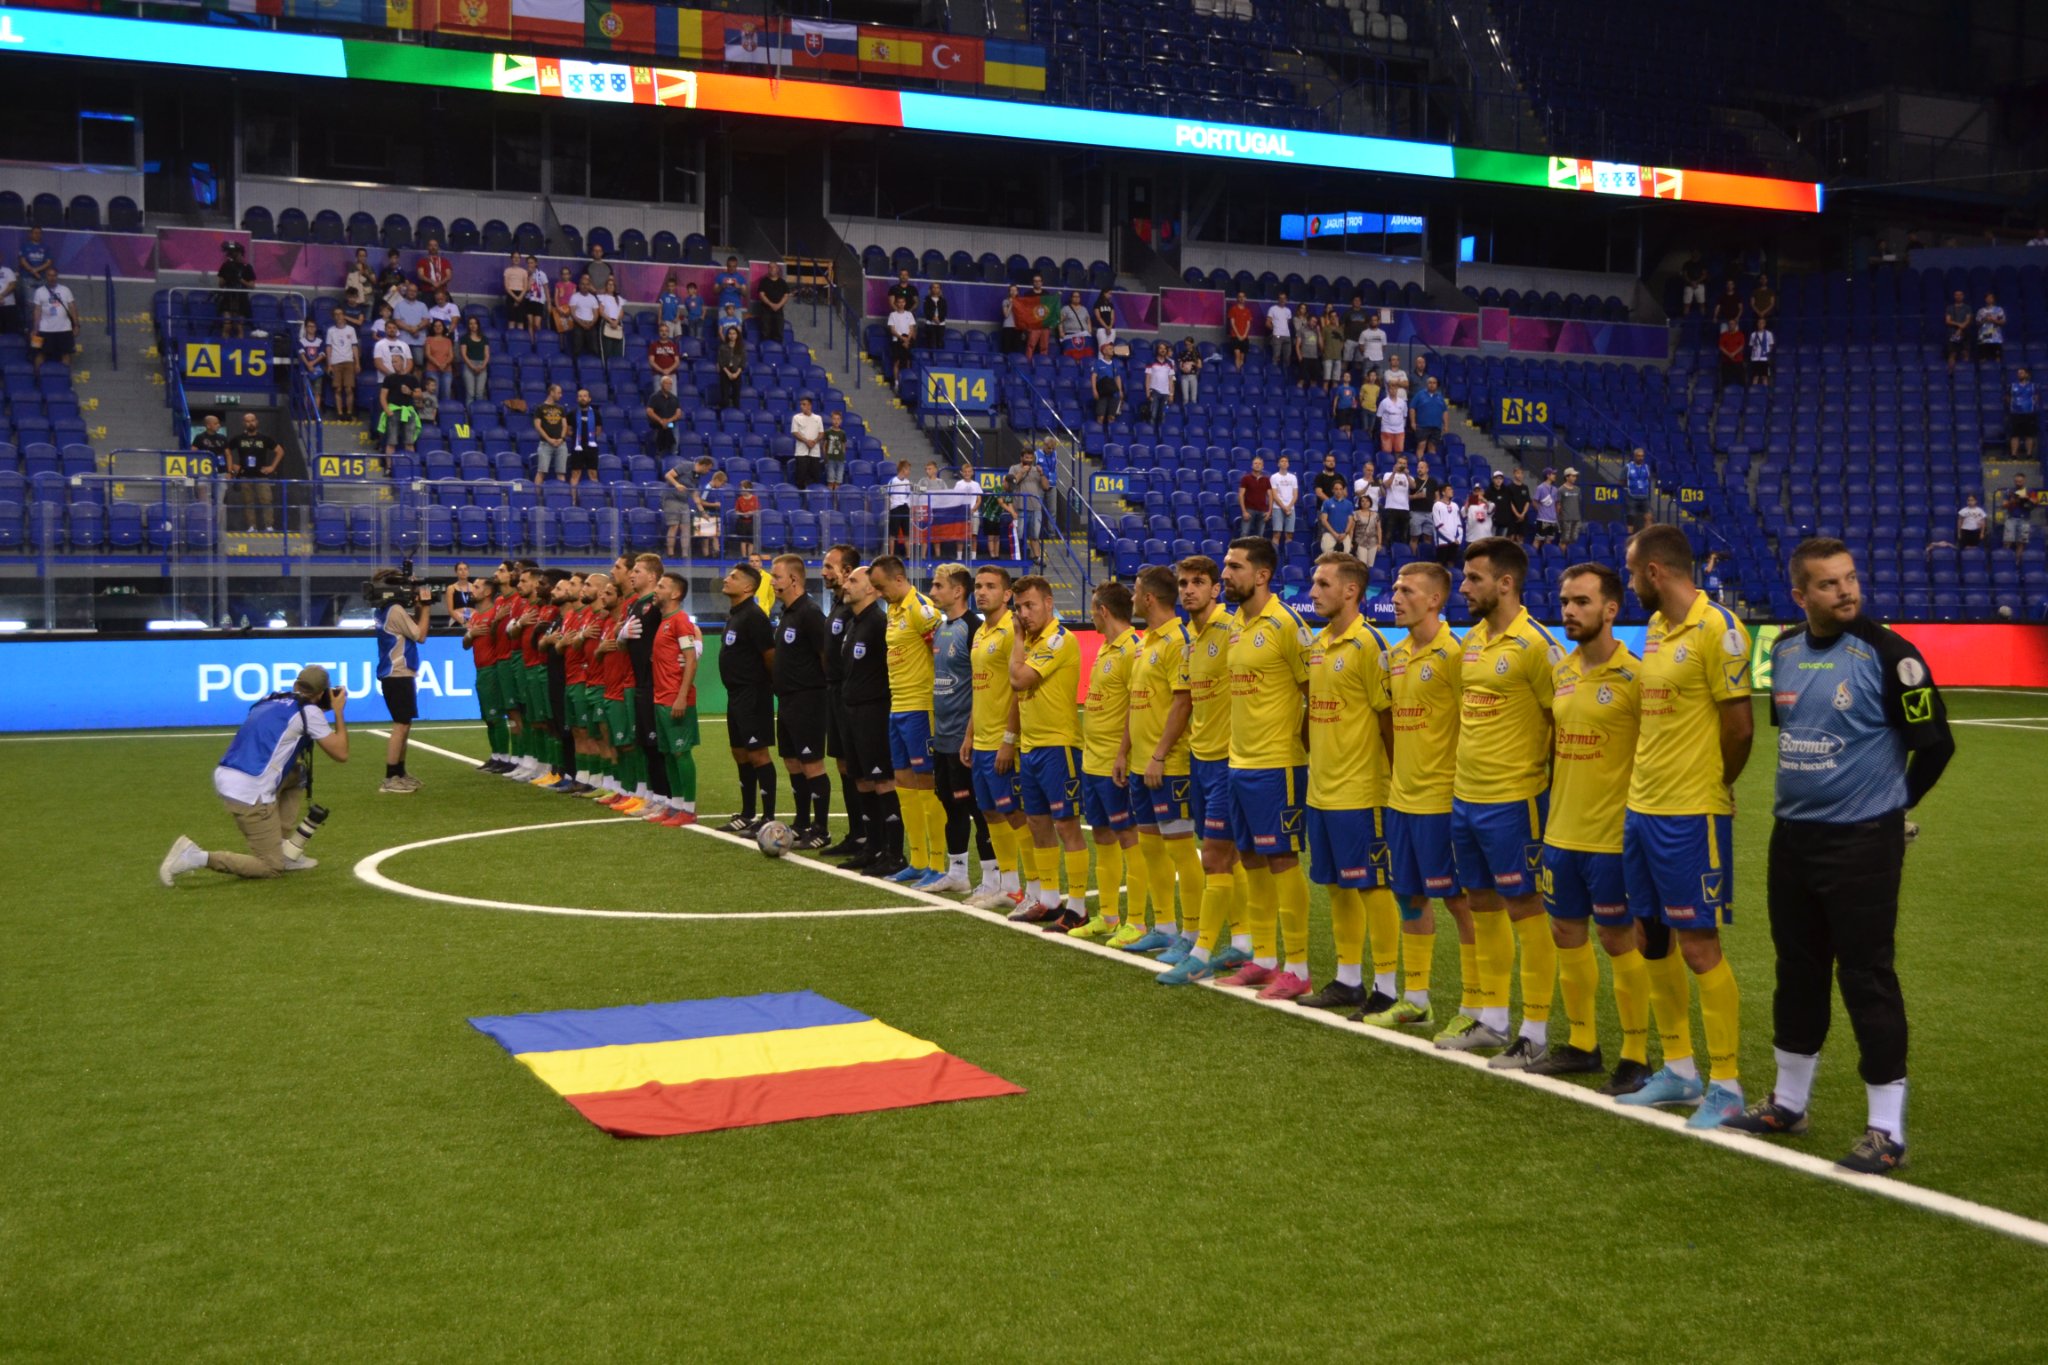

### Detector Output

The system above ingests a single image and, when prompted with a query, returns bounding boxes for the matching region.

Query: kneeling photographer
[369,564,434,793]
[159,665,348,884]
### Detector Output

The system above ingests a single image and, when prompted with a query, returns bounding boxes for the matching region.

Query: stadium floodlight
[0,620,28,632]
[145,619,209,631]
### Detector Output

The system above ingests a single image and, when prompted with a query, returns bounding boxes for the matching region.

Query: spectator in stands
[1977,292,2007,364]
[980,474,1015,558]
[586,242,614,296]
[215,242,254,339]
[2010,366,2039,459]
[1376,379,1408,455]
[1357,367,1382,442]
[459,316,490,404]
[1558,467,1582,545]
[1624,447,1653,530]
[549,268,576,340]
[1313,453,1344,505]
[502,252,532,334]
[1409,352,1431,392]
[1020,277,1051,360]
[567,387,603,495]
[417,239,452,295]
[1319,307,1345,389]
[822,409,848,491]
[1412,457,1444,518]
[683,280,706,343]
[339,246,373,304]
[694,470,730,559]
[1000,285,1021,355]
[886,301,916,383]
[324,310,358,419]
[1431,485,1464,566]
[422,320,455,405]
[372,319,408,379]
[566,274,600,357]
[1411,375,1447,459]
[919,281,948,349]
[1270,453,1299,551]
[16,225,50,289]
[887,268,917,316]
[1484,469,1507,536]
[368,301,395,344]
[1295,309,1322,391]
[659,454,696,557]
[789,395,824,489]
[758,262,790,343]
[1318,484,1355,555]
[1749,274,1776,329]
[598,279,626,359]
[533,383,569,485]
[227,413,284,532]
[376,249,407,308]
[1500,466,1533,544]
[716,325,747,408]
[1717,322,1746,388]
[0,262,16,335]
[2002,475,2037,552]
[1266,290,1295,372]
[1945,290,1973,372]
[379,352,421,456]
[191,411,231,473]
[1353,463,1381,519]
[1091,344,1123,423]
[295,318,325,397]
[1531,467,1561,542]
[886,460,915,556]
[1957,493,1987,548]
[1093,292,1118,350]
[648,322,680,385]
[1713,279,1743,330]
[731,481,757,559]
[392,282,430,361]
[336,288,365,337]
[1058,291,1089,349]
[1680,253,1707,316]
[1383,351,1408,395]
[1175,338,1202,406]
[1143,343,1175,425]
[714,300,744,345]
[1464,483,1495,546]
[1227,291,1253,372]
[1747,321,1775,386]
[1356,305,1386,378]
[948,466,982,560]
[657,272,682,330]
[1379,456,1413,546]
[1352,490,1381,569]
[1238,455,1271,539]
[427,288,459,336]
[2032,227,2048,247]
[1011,445,1051,557]
[645,374,681,458]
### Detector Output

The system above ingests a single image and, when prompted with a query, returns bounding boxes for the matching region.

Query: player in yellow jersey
[1008,575,1092,926]
[1618,523,1754,1128]
[1292,552,1407,1014]
[1117,566,1205,957]
[1529,562,1654,1091]
[1067,583,1145,941]
[961,565,1030,912]
[867,555,948,885]
[1156,555,1256,984]
[1358,561,1469,1029]
[1445,536,1562,1062]
[1213,536,1315,998]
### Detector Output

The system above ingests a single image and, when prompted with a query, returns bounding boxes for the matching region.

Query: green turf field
[6,693,2048,1361]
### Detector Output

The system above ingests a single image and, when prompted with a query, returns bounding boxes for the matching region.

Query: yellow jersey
[1546,644,1641,853]
[968,606,1019,750]
[1388,619,1462,814]
[884,588,940,713]
[1182,605,1235,762]
[1017,617,1084,752]
[1628,590,1751,816]
[1227,594,1312,769]
[1083,625,1138,776]
[1306,614,1394,810]
[1127,619,1192,776]
[755,572,776,617]
[1453,605,1561,804]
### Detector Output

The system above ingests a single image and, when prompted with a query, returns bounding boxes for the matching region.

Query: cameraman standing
[160,666,348,883]
[373,568,432,793]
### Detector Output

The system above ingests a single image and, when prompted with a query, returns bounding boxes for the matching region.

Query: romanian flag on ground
[470,991,1023,1137]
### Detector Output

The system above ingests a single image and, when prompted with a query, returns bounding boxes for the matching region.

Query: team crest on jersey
[831,618,844,635]
[1833,680,1852,710]
[1332,656,1345,672]
[1148,650,1159,665]
[1207,643,1219,657]
[783,627,796,643]
[723,629,737,645]
[1673,645,1689,663]
[1494,656,1509,676]
[1547,644,1565,665]
[1420,663,1433,681]
[1723,627,1744,657]
[1253,631,1266,648]
[1596,684,1613,705]
[852,643,867,659]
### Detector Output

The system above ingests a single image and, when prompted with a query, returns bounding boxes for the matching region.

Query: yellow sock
[1646,950,1693,1067]
[903,789,929,870]
[1166,838,1204,934]
[1513,914,1557,1024]
[1365,888,1401,981]
[1020,840,1043,891]
[1403,928,1436,998]
[1095,840,1124,924]
[1231,864,1250,943]
[1458,940,1482,1013]
[1696,957,1741,1086]
[1062,847,1091,906]
[1123,840,1149,928]
[988,819,1016,879]
[923,791,948,872]
[1196,871,1234,956]
[1557,940,1600,1053]
[1474,909,1515,1012]
[1330,887,1366,969]
[1275,862,1309,970]
[1610,948,1651,1064]
[1146,834,1183,933]
[1243,863,1278,963]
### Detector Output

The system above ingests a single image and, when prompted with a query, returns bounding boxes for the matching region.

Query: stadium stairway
[71,280,170,460]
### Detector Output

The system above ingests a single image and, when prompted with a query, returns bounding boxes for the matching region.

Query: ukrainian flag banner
[984,39,1046,93]
[471,991,1024,1136]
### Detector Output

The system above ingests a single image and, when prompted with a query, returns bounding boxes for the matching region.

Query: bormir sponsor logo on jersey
[1174,123,1297,159]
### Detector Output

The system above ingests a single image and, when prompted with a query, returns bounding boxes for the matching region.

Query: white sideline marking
[388,733,2048,1250]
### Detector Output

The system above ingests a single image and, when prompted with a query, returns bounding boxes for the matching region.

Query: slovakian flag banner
[470,991,1023,1137]
[788,17,857,73]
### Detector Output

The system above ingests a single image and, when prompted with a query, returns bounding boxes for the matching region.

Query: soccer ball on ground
[755,820,796,858]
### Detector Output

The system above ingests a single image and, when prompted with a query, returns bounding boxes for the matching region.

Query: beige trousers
[207,777,304,879]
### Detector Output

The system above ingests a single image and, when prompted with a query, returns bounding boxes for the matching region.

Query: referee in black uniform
[770,553,832,849]
[821,544,865,857]
[1726,538,1954,1175]
[718,562,777,833]
[623,555,668,806]
[837,566,906,877]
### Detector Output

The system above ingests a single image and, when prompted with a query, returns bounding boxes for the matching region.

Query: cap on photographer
[372,566,433,793]
[159,665,349,884]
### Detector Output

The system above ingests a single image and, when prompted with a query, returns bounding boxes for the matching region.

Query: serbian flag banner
[724,17,789,66]
[470,992,1023,1137]
[511,0,581,42]
[788,18,858,73]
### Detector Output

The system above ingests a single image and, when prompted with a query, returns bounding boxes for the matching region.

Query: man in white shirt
[372,331,410,378]
[788,396,825,490]
[1379,454,1413,545]
[568,276,602,358]
[947,467,982,558]
[426,288,460,332]
[0,264,16,335]
[1377,385,1409,455]
[31,271,78,371]
[1266,292,1294,370]
[884,459,915,556]
[886,306,916,383]
[1268,453,1300,551]
[1359,319,1387,370]
[1143,344,1175,425]
[1430,484,1464,565]
[325,316,361,419]
[1747,325,1774,386]
[1382,354,1408,394]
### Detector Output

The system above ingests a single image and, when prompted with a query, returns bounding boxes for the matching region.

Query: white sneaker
[968,886,1013,911]
[160,835,205,885]
[925,870,972,895]
[378,776,414,794]
[283,854,318,871]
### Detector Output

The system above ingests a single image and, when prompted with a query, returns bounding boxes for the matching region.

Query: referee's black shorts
[379,675,418,724]
[728,687,774,751]
[775,689,827,763]
[844,699,891,783]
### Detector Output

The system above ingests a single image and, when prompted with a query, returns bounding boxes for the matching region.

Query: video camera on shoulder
[363,558,437,613]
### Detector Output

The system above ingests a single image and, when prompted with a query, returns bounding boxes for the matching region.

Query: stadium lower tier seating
[233,207,709,264]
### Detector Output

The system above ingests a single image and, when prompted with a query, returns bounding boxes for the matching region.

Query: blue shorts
[887,710,934,775]
[1541,845,1630,927]
[1191,756,1232,841]
[1623,810,1735,930]
[970,749,1020,815]
[1130,772,1194,830]
[1307,806,1391,889]
[1229,765,1308,856]
[1387,809,1459,905]
[1081,772,1134,831]
[1019,745,1081,820]
[1451,794,1548,898]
